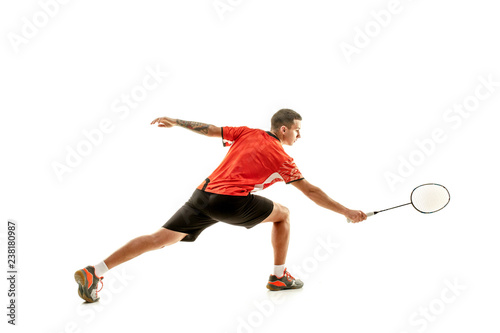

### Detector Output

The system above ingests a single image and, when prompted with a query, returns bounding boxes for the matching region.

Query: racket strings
[411,184,450,213]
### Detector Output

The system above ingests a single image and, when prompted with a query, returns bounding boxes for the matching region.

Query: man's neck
[268,130,282,143]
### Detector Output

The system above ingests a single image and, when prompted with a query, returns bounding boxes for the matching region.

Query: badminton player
[74,109,367,302]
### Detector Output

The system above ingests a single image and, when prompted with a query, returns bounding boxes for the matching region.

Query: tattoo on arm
[176,119,210,135]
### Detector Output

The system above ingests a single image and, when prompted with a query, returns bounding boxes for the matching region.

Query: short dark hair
[271,109,302,131]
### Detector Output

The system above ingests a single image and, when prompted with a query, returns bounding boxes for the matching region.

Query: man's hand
[344,210,367,223]
[151,117,177,128]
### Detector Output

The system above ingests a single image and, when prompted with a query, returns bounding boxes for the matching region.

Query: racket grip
[346,211,375,223]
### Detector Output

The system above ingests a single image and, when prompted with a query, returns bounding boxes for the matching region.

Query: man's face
[281,120,301,146]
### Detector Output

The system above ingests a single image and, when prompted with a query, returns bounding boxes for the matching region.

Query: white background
[1,0,499,332]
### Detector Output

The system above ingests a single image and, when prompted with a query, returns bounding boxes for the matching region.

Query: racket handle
[346,211,375,223]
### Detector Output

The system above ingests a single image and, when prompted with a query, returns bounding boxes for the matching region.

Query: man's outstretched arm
[291,179,367,223]
[151,116,221,137]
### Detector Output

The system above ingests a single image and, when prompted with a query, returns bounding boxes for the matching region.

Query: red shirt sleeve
[278,158,304,184]
[221,126,249,147]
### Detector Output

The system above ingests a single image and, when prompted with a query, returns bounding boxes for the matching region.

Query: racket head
[410,183,450,214]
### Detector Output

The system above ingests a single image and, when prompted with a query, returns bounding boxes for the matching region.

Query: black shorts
[163,189,274,242]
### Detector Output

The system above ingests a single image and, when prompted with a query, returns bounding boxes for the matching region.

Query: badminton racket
[347,183,450,223]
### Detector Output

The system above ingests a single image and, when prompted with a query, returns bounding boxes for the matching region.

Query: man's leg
[104,228,187,270]
[260,202,303,290]
[75,228,186,303]
[261,202,291,266]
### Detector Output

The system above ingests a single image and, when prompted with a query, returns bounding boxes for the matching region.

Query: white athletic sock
[273,264,286,277]
[94,261,109,278]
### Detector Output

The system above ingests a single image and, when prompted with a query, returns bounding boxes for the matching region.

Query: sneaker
[74,266,104,303]
[266,268,304,291]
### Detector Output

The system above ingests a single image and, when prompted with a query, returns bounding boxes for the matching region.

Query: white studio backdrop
[1,1,499,332]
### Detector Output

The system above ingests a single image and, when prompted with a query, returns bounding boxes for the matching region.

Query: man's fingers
[350,211,367,223]
[152,117,171,127]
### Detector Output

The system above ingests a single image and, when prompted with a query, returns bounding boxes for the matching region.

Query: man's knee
[145,233,164,250]
[282,206,290,222]
[149,228,184,249]
[262,202,291,224]
[276,203,290,223]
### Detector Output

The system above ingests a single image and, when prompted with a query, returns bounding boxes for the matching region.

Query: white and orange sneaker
[74,266,104,303]
[266,268,304,291]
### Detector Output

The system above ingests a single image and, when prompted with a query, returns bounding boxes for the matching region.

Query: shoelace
[284,270,294,282]
[96,277,104,295]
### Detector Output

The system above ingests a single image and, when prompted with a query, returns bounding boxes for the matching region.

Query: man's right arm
[151,117,221,138]
[291,179,367,223]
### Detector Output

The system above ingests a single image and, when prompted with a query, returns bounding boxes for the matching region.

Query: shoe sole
[266,283,303,291]
[74,270,97,303]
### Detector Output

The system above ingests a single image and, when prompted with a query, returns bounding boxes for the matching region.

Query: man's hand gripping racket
[345,210,368,223]
[346,183,450,223]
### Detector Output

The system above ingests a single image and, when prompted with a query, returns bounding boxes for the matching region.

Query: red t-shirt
[197,126,304,196]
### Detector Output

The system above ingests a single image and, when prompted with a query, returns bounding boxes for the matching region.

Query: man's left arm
[151,116,221,137]
[291,179,367,223]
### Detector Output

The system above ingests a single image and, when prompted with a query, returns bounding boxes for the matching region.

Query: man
[74,109,367,303]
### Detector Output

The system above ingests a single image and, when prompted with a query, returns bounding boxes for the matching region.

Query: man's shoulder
[225,126,268,136]
[225,125,261,131]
